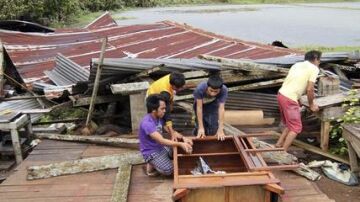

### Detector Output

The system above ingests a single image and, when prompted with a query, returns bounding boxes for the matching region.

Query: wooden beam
[175,78,285,101]
[130,91,147,135]
[198,54,289,74]
[111,163,132,202]
[274,134,350,164]
[111,81,149,95]
[70,95,125,107]
[34,133,139,149]
[27,152,144,180]
[186,73,282,88]
[300,90,360,109]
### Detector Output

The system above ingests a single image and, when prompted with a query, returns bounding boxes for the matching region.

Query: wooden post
[85,38,107,127]
[345,140,359,176]
[130,91,147,135]
[0,40,4,98]
[320,121,330,151]
[10,129,23,164]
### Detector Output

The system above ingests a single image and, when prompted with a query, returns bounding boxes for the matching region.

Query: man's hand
[197,127,205,138]
[179,142,193,154]
[182,136,193,146]
[310,104,319,112]
[216,129,225,141]
[171,133,177,141]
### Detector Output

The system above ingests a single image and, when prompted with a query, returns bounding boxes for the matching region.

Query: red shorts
[277,93,302,134]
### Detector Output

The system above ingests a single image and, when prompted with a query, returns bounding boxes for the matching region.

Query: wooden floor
[0,140,333,202]
[0,140,172,202]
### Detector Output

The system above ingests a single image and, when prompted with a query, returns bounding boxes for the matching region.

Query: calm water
[115,3,360,47]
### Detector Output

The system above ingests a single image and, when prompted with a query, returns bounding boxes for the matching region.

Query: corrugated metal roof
[0,13,298,84]
[45,54,89,86]
[0,98,42,123]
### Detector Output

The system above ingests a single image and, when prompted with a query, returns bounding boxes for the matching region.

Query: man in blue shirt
[193,75,228,141]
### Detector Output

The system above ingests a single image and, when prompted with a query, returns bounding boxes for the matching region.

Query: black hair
[207,75,223,89]
[304,50,322,62]
[169,72,185,88]
[146,94,165,113]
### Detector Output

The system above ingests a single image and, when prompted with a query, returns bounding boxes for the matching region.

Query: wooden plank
[70,95,126,107]
[300,90,360,108]
[110,81,149,95]
[111,164,132,202]
[198,54,289,74]
[27,152,144,180]
[320,121,331,151]
[175,78,285,101]
[34,133,139,149]
[281,136,350,164]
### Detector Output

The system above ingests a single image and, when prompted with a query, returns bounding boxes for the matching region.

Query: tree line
[0,0,219,26]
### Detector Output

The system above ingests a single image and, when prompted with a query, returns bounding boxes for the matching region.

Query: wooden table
[300,91,359,151]
[0,113,33,164]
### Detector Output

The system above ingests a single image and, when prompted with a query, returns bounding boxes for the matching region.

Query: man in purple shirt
[193,75,228,141]
[139,94,193,176]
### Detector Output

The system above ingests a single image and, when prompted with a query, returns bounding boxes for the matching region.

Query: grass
[295,45,360,52]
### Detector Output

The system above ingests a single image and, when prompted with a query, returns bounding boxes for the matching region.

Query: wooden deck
[0,140,172,202]
[0,140,333,202]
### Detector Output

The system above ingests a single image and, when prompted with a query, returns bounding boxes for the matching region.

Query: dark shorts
[277,93,302,134]
[193,105,219,136]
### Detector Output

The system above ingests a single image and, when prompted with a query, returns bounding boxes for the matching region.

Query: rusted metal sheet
[0,14,298,84]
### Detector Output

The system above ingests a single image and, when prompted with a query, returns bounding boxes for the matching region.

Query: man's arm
[306,81,319,112]
[196,99,205,138]
[149,131,192,153]
[216,103,226,141]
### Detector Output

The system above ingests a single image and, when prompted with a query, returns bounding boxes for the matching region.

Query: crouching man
[139,94,193,176]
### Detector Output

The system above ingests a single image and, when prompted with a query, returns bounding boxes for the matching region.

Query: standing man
[139,94,193,176]
[147,72,189,141]
[193,75,228,141]
[275,50,321,151]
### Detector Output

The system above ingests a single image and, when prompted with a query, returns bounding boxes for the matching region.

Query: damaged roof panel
[0,14,298,84]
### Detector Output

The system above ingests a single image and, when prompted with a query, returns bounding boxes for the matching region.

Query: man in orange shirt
[146,73,192,144]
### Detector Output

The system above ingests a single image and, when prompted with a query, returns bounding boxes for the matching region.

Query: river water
[114,3,360,47]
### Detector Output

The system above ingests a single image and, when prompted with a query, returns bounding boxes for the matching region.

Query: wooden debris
[34,133,139,149]
[225,125,297,165]
[318,76,340,96]
[27,151,144,180]
[198,54,289,74]
[175,78,285,101]
[111,81,149,95]
[300,90,360,109]
[271,132,349,164]
[70,95,126,107]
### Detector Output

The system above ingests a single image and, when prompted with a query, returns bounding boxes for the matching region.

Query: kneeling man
[139,94,193,176]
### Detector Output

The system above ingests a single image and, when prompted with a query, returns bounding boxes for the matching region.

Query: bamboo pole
[85,37,108,127]
[34,133,139,149]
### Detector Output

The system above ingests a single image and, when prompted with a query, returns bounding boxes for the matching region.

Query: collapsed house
[0,12,359,202]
